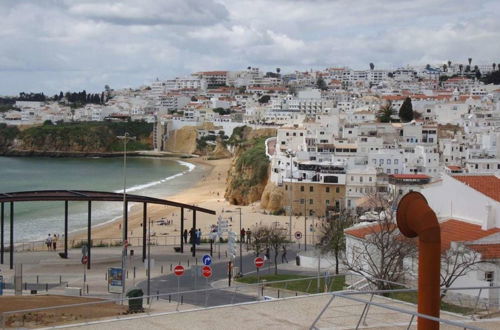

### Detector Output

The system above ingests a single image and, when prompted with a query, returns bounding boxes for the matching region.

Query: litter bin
[296,255,300,266]
[130,249,134,256]
[126,288,144,313]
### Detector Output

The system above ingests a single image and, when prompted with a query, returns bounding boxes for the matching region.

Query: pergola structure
[0,190,216,269]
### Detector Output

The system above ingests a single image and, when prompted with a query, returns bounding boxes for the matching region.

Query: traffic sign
[81,256,89,265]
[174,265,185,276]
[202,254,212,266]
[254,257,264,268]
[202,266,212,278]
[295,231,303,240]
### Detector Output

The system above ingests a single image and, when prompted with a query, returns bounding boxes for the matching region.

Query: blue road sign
[202,254,212,266]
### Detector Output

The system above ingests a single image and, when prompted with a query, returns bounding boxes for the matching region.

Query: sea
[0,156,202,242]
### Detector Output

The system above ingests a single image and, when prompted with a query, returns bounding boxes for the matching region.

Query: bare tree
[317,210,355,274]
[440,243,482,298]
[248,225,288,275]
[345,193,417,289]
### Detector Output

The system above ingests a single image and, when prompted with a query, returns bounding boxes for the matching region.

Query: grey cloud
[67,0,229,26]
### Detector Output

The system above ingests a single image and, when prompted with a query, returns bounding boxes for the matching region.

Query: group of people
[240,228,252,244]
[264,246,288,263]
[183,228,202,245]
[45,233,59,251]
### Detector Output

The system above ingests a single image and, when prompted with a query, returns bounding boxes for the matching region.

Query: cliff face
[164,126,198,154]
[224,128,276,205]
[0,121,153,154]
[260,180,285,212]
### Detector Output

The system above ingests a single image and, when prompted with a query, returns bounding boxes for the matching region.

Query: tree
[345,194,417,290]
[443,64,447,72]
[440,243,482,298]
[493,63,497,71]
[447,60,452,68]
[459,64,463,75]
[425,64,431,70]
[316,76,328,91]
[398,97,413,122]
[377,102,393,123]
[468,57,472,66]
[258,95,271,104]
[317,210,355,274]
[276,68,281,75]
[248,224,288,275]
[369,62,375,70]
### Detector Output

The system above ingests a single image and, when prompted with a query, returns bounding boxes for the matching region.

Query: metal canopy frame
[0,190,216,269]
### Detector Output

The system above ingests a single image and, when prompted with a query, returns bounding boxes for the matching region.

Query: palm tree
[443,64,448,72]
[493,63,496,71]
[425,64,431,70]
[474,65,479,72]
[468,58,472,66]
[448,60,452,68]
[370,63,375,70]
[276,68,281,75]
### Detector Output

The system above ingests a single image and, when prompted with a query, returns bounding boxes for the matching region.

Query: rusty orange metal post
[397,192,441,330]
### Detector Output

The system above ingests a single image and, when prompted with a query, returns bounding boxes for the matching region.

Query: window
[286,132,289,136]
[326,187,330,193]
[387,169,391,174]
[326,199,330,205]
[309,199,313,205]
[485,271,494,282]
[360,176,363,183]
[293,132,296,136]
[369,177,372,182]
[300,133,303,136]
[301,186,304,192]
[351,176,354,181]
[372,159,376,164]
[309,186,314,192]
[395,169,399,174]
[379,159,384,165]
[300,198,304,204]
[394,159,399,165]
[336,187,340,193]
[387,159,391,165]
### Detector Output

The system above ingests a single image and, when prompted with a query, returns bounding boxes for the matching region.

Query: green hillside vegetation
[232,136,270,190]
[4,121,153,153]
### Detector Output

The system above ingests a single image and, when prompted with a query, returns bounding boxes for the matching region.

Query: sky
[1,0,500,96]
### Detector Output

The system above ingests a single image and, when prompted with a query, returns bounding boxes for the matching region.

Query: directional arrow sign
[202,254,212,266]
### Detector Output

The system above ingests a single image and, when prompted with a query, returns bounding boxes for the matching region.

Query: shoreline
[0,149,196,158]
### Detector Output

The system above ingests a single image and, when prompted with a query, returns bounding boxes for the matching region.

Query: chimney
[483,205,496,230]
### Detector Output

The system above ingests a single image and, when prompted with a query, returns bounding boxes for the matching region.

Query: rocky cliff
[164,126,198,154]
[224,127,277,205]
[260,180,285,212]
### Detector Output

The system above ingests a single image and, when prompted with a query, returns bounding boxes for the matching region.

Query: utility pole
[238,207,243,276]
[147,217,152,303]
[304,198,307,251]
[287,151,294,241]
[117,132,136,298]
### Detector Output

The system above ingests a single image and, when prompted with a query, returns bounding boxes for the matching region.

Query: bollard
[278,290,280,298]
[36,275,39,284]
[134,267,136,278]
[170,264,173,271]
[126,270,129,279]
[157,290,159,301]
[161,265,164,274]
[295,292,298,296]
[87,285,89,294]
[195,258,198,265]
[181,296,183,305]
[46,283,48,291]
[24,282,27,290]
[169,295,171,303]
[59,275,62,285]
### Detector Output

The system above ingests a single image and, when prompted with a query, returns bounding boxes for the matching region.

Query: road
[137,248,301,307]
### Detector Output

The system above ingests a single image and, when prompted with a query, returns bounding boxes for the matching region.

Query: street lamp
[294,198,307,251]
[285,150,295,241]
[226,208,243,276]
[117,132,136,296]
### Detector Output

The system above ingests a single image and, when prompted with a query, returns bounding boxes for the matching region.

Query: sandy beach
[71,156,311,247]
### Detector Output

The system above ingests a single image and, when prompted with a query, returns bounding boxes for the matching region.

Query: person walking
[183,229,188,244]
[246,228,251,244]
[281,245,288,263]
[52,234,58,251]
[45,234,52,251]
[196,228,202,245]
[240,228,246,243]
[264,247,270,262]
[189,228,195,244]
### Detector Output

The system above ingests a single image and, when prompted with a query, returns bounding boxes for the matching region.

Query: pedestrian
[240,228,246,242]
[264,247,270,262]
[45,234,52,251]
[52,234,58,251]
[246,228,251,244]
[281,246,288,263]
[196,228,202,245]
[183,229,188,244]
[189,228,195,244]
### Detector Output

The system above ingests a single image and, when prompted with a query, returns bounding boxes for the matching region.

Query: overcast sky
[1,0,500,95]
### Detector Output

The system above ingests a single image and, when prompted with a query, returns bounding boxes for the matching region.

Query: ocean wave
[113,160,196,194]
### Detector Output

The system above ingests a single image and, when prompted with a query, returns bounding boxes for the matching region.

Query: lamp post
[285,150,295,241]
[226,208,243,276]
[117,132,136,296]
[294,198,307,251]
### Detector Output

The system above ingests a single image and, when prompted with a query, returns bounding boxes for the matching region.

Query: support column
[87,201,91,270]
[1,202,4,265]
[124,201,128,241]
[10,202,14,270]
[180,208,184,253]
[142,203,147,262]
[192,210,196,257]
[64,200,68,258]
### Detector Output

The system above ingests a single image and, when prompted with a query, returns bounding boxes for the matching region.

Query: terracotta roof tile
[390,174,431,180]
[345,223,397,239]
[452,175,500,202]
[467,244,500,260]
[440,219,500,251]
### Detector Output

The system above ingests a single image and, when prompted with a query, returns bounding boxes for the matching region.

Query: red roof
[440,219,500,251]
[446,165,462,171]
[467,243,500,260]
[390,174,431,180]
[452,175,500,202]
[345,223,397,239]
